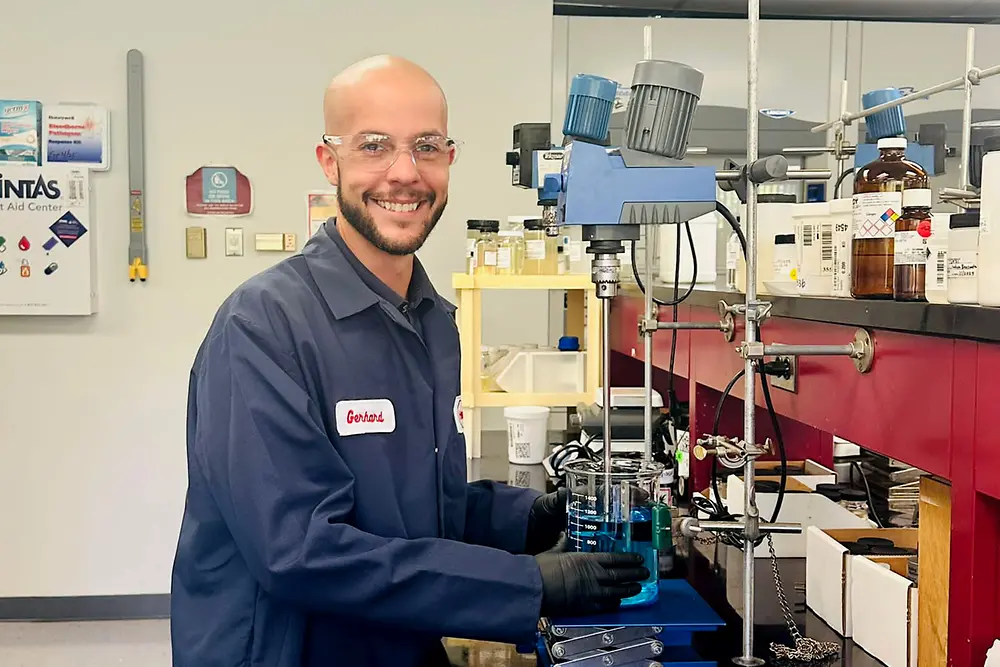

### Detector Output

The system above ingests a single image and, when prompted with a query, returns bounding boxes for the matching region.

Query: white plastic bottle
[977,137,1000,305]
[947,210,980,305]
[736,194,797,294]
[793,201,834,296]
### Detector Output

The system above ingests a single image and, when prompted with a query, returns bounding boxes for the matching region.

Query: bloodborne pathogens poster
[185,165,253,216]
[43,105,110,170]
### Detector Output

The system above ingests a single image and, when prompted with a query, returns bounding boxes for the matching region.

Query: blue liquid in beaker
[568,505,659,607]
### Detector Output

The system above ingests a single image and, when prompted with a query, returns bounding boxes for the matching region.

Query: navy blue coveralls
[170,221,545,667]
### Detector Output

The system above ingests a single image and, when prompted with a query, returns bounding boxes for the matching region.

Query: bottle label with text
[853,191,903,240]
[948,250,978,279]
[894,230,930,266]
[497,247,512,270]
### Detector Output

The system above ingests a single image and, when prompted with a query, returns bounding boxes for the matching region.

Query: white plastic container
[947,210,981,305]
[977,137,1000,305]
[767,233,798,295]
[737,194,798,294]
[493,349,586,394]
[793,201,834,296]
[829,198,854,298]
[659,210,718,286]
[925,213,949,304]
[504,406,550,464]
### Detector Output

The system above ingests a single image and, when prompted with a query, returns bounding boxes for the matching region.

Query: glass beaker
[563,458,665,608]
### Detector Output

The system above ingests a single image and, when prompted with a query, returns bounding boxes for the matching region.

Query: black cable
[630,220,697,307]
[850,461,885,528]
[550,433,599,481]
[834,167,855,197]
[702,360,790,548]
[667,222,682,409]
[758,365,787,524]
[716,201,746,259]
[710,368,745,514]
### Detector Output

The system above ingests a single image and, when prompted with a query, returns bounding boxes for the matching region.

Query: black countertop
[621,280,1000,345]
[460,432,887,667]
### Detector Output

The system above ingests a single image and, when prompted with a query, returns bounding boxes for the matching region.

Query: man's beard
[337,187,447,256]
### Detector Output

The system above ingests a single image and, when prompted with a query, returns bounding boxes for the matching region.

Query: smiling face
[316,58,452,256]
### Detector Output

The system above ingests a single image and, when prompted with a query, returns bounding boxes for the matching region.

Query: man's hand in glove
[534,537,649,617]
[525,488,569,555]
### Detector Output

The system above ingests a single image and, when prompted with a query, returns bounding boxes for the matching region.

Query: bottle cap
[902,188,932,208]
[877,137,907,150]
[774,233,796,245]
[480,220,500,232]
[558,336,580,351]
[524,218,544,230]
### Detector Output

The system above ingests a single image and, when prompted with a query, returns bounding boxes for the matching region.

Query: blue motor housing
[549,140,717,227]
[563,74,618,143]
[862,88,907,140]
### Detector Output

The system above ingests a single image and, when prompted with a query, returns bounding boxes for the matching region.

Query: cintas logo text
[0,174,62,200]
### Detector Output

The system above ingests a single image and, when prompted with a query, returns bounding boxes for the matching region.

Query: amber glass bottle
[893,188,932,301]
[851,137,929,299]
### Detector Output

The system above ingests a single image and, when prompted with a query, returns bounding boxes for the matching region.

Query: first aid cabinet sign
[0,166,97,315]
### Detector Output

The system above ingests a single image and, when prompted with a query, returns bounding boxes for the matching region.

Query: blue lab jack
[170,222,545,667]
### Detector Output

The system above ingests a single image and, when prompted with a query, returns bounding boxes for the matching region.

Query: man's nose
[386,149,420,183]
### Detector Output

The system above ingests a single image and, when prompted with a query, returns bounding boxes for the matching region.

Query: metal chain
[766,534,841,665]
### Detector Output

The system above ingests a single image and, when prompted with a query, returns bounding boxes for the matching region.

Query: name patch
[335,399,396,437]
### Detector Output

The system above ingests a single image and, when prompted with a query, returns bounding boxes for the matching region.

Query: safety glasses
[322,132,462,172]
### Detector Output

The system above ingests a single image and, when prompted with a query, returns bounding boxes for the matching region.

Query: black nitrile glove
[534,536,649,617]
[525,488,569,555]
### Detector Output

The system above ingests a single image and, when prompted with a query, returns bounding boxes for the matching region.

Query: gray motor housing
[624,59,704,160]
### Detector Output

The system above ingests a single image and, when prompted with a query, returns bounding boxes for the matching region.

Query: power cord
[850,460,885,528]
[834,168,855,198]
[630,220,697,307]
[716,201,747,258]
[695,360,789,550]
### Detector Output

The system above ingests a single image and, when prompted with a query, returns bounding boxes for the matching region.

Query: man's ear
[315,145,340,187]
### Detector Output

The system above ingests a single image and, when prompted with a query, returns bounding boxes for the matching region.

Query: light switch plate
[186,226,207,259]
[283,233,297,252]
[255,233,284,251]
[225,227,244,256]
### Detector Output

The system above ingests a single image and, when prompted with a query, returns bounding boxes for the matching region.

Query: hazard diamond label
[853,192,903,240]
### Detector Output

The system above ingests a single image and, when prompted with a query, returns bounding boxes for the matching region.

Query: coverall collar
[303,219,454,320]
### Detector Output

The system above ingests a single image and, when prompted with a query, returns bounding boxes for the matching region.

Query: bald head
[315,54,453,261]
[323,55,447,135]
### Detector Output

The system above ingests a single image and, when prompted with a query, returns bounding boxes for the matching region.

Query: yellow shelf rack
[452,272,602,459]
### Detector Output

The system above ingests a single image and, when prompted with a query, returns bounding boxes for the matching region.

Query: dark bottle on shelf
[893,188,933,302]
[851,137,929,299]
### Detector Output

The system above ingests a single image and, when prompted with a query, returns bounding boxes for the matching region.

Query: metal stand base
[731,657,766,666]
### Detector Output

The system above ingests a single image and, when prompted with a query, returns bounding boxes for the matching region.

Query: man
[170,55,648,667]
